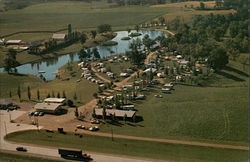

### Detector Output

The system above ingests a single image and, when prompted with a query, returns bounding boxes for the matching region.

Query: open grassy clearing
[5,130,248,162]
[0,1,170,35]
[100,60,249,145]
[6,33,54,42]
[0,151,63,162]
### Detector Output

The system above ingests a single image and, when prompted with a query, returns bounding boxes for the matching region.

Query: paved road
[0,110,156,162]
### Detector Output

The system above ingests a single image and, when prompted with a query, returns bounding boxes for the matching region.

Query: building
[34,103,61,114]
[95,108,136,119]
[44,98,66,105]
[52,34,66,40]
[6,40,22,45]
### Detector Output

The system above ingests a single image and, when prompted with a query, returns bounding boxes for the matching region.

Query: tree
[52,91,55,97]
[9,91,12,98]
[47,93,51,98]
[158,16,165,24]
[91,30,97,39]
[123,113,127,123]
[92,48,100,59]
[97,24,112,33]
[57,92,61,98]
[17,86,21,101]
[80,33,87,44]
[93,93,98,98]
[62,90,66,98]
[37,89,40,101]
[102,108,106,120]
[135,25,140,32]
[27,86,31,100]
[75,107,79,118]
[4,49,19,73]
[142,34,153,50]
[200,2,205,10]
[73,92,77,101]
[68,24,72,36]
[207,47,228,71]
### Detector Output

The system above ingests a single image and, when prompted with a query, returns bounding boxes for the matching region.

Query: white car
[89,126,99,131]
[76,125,85,129]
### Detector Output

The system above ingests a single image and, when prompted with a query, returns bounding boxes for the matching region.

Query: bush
[67,99,74,107]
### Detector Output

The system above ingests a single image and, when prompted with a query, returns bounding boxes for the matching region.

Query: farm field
[5,130,248,161]
[151,1,217,8]
[100,60,249,146]
[0,1,170,35]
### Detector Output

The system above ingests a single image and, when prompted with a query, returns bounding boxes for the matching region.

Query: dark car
[16,147,27,152]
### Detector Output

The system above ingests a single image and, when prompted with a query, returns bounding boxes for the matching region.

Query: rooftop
[44,98,66,103]
[52,34,66,40]
[34,103,61,111]
[95,108,136,118]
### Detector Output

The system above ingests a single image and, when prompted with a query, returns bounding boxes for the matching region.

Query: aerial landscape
[0,0,249,161]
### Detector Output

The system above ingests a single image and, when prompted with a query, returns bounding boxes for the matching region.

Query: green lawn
[99,60,249,146]
[0,151,63,162]
[0,62,98,104]
[5,130,248,162]
[0,1,170,35]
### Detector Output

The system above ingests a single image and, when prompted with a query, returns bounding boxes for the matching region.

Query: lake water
[0,30,166,80]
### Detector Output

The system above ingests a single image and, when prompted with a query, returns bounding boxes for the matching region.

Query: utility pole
[4,121,7,135]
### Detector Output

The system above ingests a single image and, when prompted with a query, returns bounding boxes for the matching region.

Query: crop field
[100,61,249,146]
[5,130,248,161]
[0,1,170,35]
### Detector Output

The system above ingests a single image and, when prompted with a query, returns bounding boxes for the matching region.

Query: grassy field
[5,130,249,162]
[0,73,44,98]
[99,60,249,146]
[0,151,63,162]
[0,62,98,104]
[0,1,170,35]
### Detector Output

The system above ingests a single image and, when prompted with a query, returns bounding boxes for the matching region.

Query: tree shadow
[224,66,249,77]
[215,71,245,82]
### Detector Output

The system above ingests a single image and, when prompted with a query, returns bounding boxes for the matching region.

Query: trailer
[58,148,92,161]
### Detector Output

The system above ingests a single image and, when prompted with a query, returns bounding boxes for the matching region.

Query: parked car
[90,119,100,124]
[38,112,44,116]
[16,147,27,152]
[89,126,99,131]
[34,112,39,116]
[28,112,34,116]
[76,125,85,129]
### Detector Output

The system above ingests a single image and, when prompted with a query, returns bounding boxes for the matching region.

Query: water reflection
[0,30,166,80]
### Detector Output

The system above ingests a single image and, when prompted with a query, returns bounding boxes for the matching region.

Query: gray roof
[34,103,61,111]
[95,108,136,118]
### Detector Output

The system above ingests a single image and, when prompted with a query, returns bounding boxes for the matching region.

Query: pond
[0,30,166,80]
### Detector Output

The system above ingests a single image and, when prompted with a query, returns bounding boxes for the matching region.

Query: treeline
[160,0,248,71]
[112,0,166,6]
